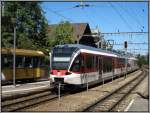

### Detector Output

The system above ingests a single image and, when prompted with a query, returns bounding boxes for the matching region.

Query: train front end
[49,45,82,87]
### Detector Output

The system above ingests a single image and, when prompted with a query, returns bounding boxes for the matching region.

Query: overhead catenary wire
[113,42,148,45]
[129,5,145,29]
[55,6,79,13]
[56,2,95,13]
[119,48,148,51]
[101,31,148,35]
[109,2,134,32]
[45,7,75,23]
[119,3,144,31]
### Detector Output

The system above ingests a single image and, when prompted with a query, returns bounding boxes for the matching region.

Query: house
[47,23,97,47]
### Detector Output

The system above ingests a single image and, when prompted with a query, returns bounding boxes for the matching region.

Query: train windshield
[52,47,77,70]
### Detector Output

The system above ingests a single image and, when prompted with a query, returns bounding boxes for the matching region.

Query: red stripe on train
[50,70,68,76]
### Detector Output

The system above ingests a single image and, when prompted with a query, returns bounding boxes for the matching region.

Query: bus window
[25,57,33,68]
[16,56,24,68]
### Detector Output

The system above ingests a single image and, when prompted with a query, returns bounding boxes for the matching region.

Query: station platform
[125,96,149,112]
[1,80,51,100]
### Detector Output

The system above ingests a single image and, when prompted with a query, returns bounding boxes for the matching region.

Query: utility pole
[13,25,16,87]
[12,9,17,87]
[124,41,127,79]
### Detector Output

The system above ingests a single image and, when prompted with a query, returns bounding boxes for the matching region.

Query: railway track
[2,70,146,112]
[2,87,71,112]
[82,69,147,112]
[1,85,82,112]
[2,89,56,112]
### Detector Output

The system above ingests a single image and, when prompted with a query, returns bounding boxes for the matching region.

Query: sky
[41,1,148,55]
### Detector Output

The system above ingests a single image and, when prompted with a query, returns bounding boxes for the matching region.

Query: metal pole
[86,74,88,92]
[125,48,127,78]
[112,72,113,82]
[125,48,127,79]
[101,58,104,85]
[58,83,61,105]
[13,26,16,87]
[49,52,51,88]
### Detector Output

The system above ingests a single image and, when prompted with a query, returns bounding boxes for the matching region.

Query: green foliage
[136,54,148,68]
[47,21,74,48]
[2,2,48,52]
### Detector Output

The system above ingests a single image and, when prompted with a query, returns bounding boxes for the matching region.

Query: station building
[47,23,97,47]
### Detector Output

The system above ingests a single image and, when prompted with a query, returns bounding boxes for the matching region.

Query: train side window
[86,55,92,69]
[40,57,45,67]
[25,57,33,68]
[16,56,24,68]
[33,57,39,68]
[103,57,112,73]
[70,55,81,72]
[2,55,13,68]
[1,55,5,68]
[95,56,98,69]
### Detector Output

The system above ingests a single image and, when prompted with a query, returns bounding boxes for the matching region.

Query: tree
[47,21,74,48]
[2,2,48,51]
[136,54,148,68]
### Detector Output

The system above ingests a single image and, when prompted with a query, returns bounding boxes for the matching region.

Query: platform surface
[125,96,149,112]
[1,80,51,98]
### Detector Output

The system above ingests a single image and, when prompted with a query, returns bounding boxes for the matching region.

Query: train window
[53,47,77,58]
[1,55,5,68]
[52,47,78,70]
[40,57,45,67]
[2,55,13,68]
[25,57,33,68]
[95,56,98,70]
[16,56,24,68]
[70,55,81,72]
[86,55,94,69]
[103,57,112,73]
[52,62,68,70]
[33,57,39,68]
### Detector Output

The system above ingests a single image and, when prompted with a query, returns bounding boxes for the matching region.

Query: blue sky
[41,1,148,55]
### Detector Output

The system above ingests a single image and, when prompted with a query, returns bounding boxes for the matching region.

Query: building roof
[47,23,91,41]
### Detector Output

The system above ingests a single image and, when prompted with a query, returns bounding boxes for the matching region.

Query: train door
[16,56,26,80]
[81,53,88,85]
[98,56,103,80]
[112,58,115,78]
[24,56,34,79]
[1,54,13,81]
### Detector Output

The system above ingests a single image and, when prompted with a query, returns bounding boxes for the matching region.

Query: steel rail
[1,86,80,112]
[82,69,147,112]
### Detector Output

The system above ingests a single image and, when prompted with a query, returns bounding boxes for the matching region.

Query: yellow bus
[1,48,46,83]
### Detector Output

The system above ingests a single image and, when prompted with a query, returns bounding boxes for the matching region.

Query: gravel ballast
[20,70,145,112]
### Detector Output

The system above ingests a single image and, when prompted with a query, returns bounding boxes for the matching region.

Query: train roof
[53,44,132,58]
[1,48,45,57]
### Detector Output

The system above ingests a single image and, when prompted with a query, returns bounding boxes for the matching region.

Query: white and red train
[49,44,138,88]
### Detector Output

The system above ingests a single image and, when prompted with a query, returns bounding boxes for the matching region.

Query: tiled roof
[47,23,91,40]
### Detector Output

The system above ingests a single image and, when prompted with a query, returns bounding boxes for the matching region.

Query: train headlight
[50,70,53,74]
[65,72,71,75]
